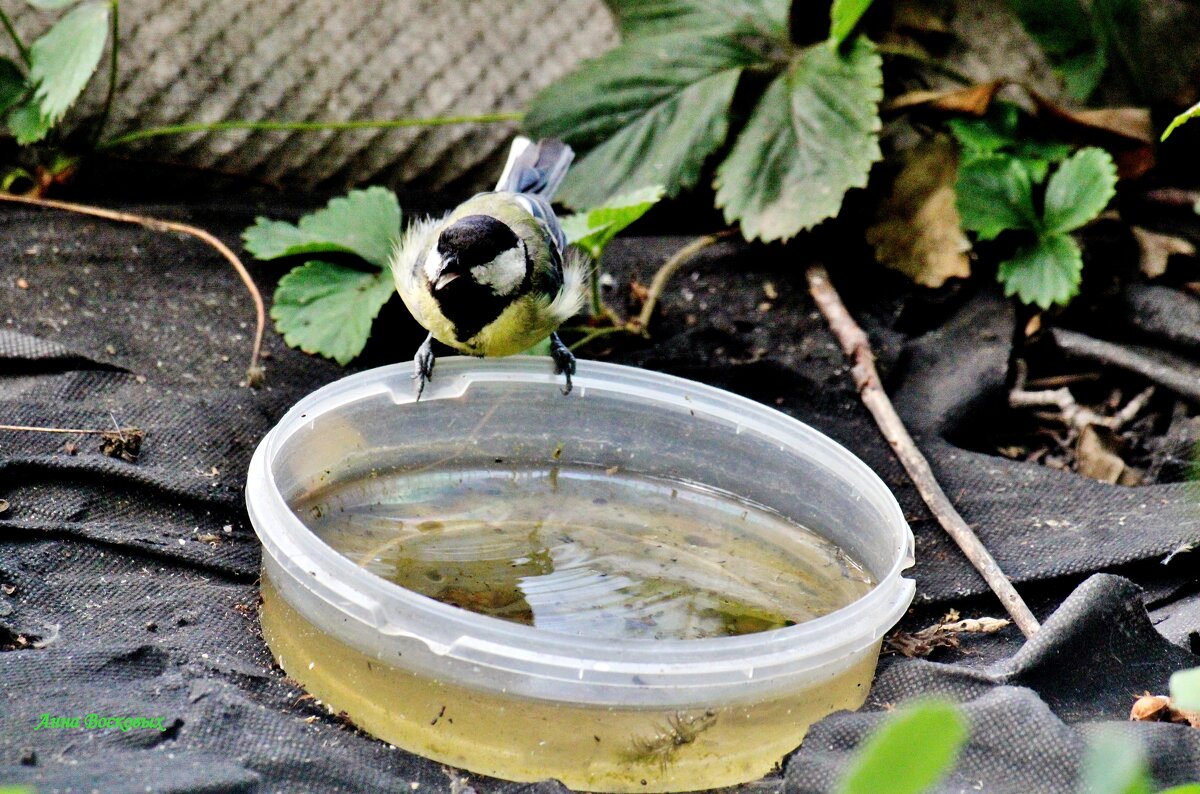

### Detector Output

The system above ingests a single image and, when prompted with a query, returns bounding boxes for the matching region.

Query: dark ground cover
[0,166,1198,792]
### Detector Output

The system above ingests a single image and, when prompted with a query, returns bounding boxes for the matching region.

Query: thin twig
[0,7,29,66]
[630,231,735,334]
[97,112,524,149]
[568,325,626,352]
[806,264,1040,639]
[1010,359,1155,432]
[0,423,125,434]
[0,192,266,386]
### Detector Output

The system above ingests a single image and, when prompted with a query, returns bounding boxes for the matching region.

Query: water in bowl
[294,464,874,640]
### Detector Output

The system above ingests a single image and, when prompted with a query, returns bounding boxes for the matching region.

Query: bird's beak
[433,254,463,291]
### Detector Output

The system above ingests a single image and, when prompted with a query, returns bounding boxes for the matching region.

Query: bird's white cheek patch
[423,248,443,282]
[471,245,526,295]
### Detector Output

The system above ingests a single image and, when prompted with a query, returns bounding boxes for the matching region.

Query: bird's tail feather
[495,136,574,199]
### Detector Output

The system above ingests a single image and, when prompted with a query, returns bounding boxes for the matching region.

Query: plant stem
[805,263,1040,639]
[631,231,735,333]
[589,268,603,318]
[91,0,119,147]
[0,423,128,434]
[568,325,626,352]
[0,192,267,387]
[0,6,28,66]
[98,112,524,149]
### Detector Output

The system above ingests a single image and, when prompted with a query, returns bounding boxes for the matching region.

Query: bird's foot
[413,334,436,401]
[549,332,576,395]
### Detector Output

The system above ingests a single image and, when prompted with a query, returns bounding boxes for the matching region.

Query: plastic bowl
[246,358,915,792]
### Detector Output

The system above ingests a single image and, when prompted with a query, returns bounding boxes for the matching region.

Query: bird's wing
[495,137,574,200]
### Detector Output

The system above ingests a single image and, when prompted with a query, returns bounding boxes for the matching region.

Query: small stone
[15,277,29,289]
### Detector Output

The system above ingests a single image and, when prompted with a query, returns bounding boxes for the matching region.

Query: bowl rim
[247,357,915,676]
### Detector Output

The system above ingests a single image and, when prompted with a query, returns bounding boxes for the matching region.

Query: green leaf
[1159,787,1200,794]
[1170,666,1200,711]
[1162,100,1200,141]
[830,0,875,45]
[271,261,396,365]
[26,0,84,8]
[1077,728,1152,794]
[526,32,763,208]
[715,37,883,242]
[605,0,790,41]
[0,59,27,116]
[519,337,553,356]
[243,187,402,268]
[7,100,51,144]
[949,103,1074,178]
[837,700,967,794]
[561,185,665,260]
[29,0,109,125]
[1006,0,1106,99]
[956,155,1039,240]
[1042,147,1117,234]
[997,234,1082,308]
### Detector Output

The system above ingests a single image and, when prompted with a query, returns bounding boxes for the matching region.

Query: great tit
[392,136,587,399]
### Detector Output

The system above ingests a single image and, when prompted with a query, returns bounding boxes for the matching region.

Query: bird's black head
[425,214,530,342]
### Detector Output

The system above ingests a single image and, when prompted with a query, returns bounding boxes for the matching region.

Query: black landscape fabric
[0,201,1198,792]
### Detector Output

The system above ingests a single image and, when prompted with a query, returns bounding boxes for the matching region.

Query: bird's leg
[413,333,436,401]
[549,332,576,395]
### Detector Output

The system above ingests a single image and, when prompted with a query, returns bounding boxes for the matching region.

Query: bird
[391,136,587,400]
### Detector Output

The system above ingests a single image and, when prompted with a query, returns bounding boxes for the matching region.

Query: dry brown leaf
[867,137,971,288]
[1130,692,1200,728]
[886,81,1005,117]
[886,609,1011,657]
[1131,226,1196,278]
[1029,92,1155,180]
[1075,429,1128,484]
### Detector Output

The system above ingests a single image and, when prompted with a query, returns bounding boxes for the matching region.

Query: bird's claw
[549,332,576,396]
[413,334,436,401]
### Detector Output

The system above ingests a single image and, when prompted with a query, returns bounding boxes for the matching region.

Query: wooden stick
[0,192,266,387]
[806,264,1040,639]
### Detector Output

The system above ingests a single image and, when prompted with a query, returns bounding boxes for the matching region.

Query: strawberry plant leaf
[29,0,109,125]
[997,234,1082,308]
[1161,100,1200,141]
[525,31,766,209]
[1078,728,1153,794]
[0,59,27,116]
[830,0,876,46]
[271,261,396,365]
[243,186,402,268]
[7,101,52,144]
[956,155,1039,240]
[605,0,790,41]
[1042,147,1117,234]
[837,700,967,794]
[561,184,664,260]
[715,37,883,242]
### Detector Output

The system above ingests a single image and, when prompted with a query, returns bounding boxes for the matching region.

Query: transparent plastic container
[246,358,915,792]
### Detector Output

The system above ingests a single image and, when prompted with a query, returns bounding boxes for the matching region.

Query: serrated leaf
[997,234,1082,308]
[561,185,665,260]
[956,155,1038,240]
[0,59,27,116]
[26,0,84,8]
[837,700,967,794]
[271,261,396,365]
[1006,0,1106,99]
[29,0,109,124]
[1161,100,1200,141]
[526,32,762,208]
[7,100,51,144]
[1042,147,1117,234]
[605,0,790,41]
[715,37,883,242]
[867,137,971,288]
[1170,666,1200,711]
[1078,728,1153,794]
[830,0,875,45]
[243,187,402,268]
[949,102,1074,173]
